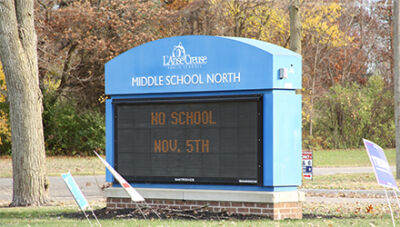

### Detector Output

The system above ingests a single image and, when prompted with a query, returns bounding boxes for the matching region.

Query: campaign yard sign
[302,150,313,180]
[363,139,399,191]
[93,151,145,202]
[62,172,89,210]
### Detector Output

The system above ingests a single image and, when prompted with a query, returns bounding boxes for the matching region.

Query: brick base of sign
[106,198,302,220]
[105,188,304,220]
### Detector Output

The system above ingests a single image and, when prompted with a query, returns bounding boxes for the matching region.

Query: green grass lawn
[302,148,397,189]
[312,148,395,167]
[301,172,400,190]
[0,204,398,227]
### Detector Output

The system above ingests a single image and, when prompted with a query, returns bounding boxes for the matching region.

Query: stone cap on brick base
[105,187,305,203]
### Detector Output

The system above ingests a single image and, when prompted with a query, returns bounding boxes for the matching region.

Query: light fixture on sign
[279,68,288,79]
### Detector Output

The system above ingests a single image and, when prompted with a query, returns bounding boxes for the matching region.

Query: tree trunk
[0,0,48,205]
[394,0,400,179]
[289,0,301,54]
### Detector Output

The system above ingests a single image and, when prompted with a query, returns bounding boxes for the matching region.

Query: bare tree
[0,0,48,205]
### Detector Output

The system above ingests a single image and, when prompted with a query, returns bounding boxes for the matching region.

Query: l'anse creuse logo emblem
[163,42,207,69]
[131,41,240,88]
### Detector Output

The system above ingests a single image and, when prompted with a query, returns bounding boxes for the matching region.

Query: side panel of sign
[263,90,302,186]
[106,99,114,183]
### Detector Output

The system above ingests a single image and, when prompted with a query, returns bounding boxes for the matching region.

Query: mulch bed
[61,207,270,220]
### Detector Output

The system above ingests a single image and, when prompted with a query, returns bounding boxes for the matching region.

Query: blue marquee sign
[105,35,302,192]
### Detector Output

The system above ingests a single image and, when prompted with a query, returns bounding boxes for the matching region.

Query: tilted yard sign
[363,139,398,191]
[104,36,303,220]
[363,138,400,226]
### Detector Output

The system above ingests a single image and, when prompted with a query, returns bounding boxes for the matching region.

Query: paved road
[0,167,390,204]
[313,166,379,176]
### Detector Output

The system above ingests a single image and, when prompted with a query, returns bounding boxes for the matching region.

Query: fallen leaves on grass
[366,204,373,213]
[303,202,396,219]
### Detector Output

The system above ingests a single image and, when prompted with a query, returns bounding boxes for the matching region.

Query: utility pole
[394,0,400,178]
[289,0,301,54]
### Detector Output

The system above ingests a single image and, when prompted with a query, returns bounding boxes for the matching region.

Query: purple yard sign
[363,139,399,191]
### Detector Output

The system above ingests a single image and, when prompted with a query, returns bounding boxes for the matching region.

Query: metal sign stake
[385,188,396,227]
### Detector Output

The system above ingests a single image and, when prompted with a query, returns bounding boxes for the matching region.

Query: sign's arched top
[105,35,301,95]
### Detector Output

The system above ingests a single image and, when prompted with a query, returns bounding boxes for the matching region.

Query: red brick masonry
[106,197,302,220]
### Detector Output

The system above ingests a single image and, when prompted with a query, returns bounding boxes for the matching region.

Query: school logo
[163,42,207,69]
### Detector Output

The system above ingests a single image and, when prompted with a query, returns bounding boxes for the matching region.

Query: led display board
[114,95,263,185]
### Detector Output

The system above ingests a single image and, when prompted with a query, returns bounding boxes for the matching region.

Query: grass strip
[312,148,395,167]
[0,204,398,227]
[301,172,400,190]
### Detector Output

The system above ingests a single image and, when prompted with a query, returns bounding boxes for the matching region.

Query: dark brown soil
[61,207,271,220]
